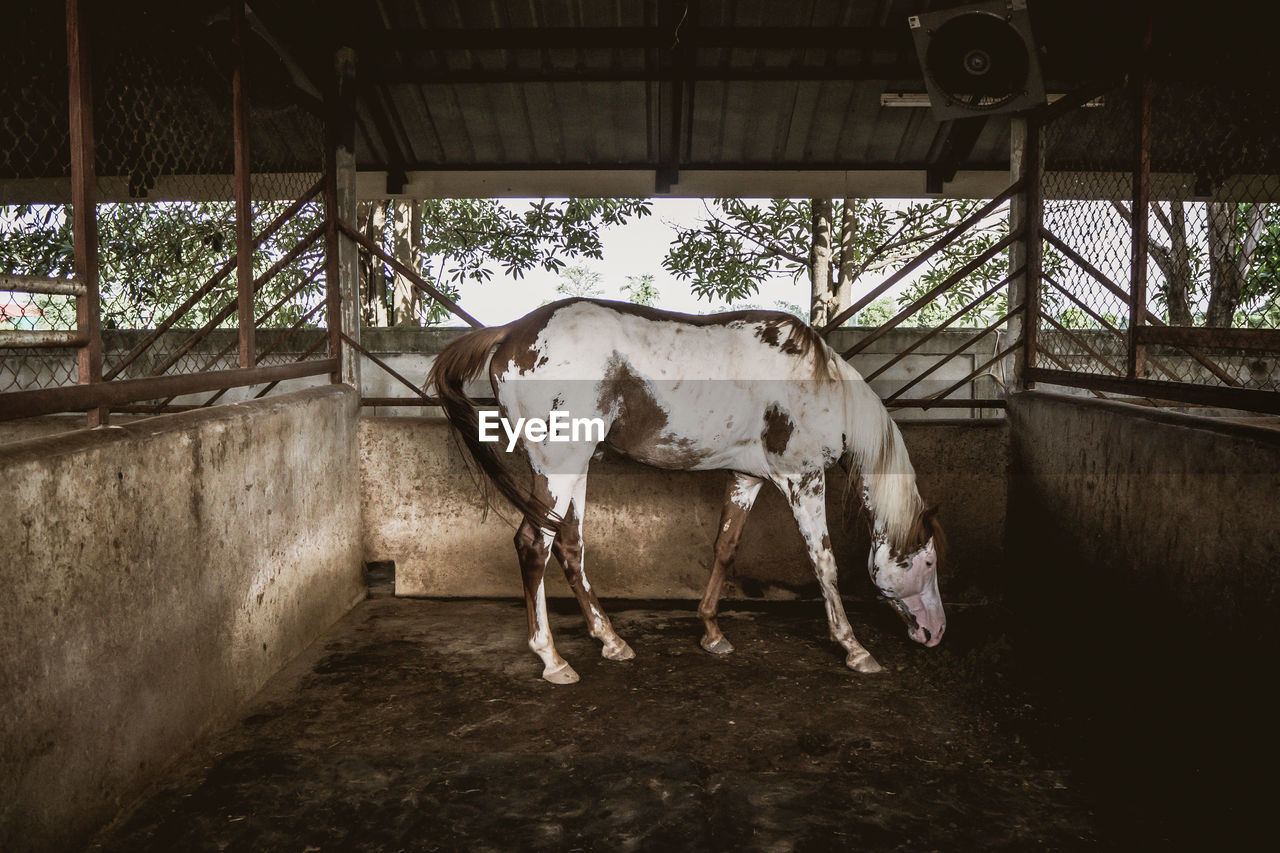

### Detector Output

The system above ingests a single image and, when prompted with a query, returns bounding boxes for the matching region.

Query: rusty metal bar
[0,330,88,348]
[66,0,104,426]
[1033,351,1112,399]
[339,332,433,402]
[105,178,322,380]
[147,225,324,377]
[336,218,483,328]
[1018,117,1043,382]
[885,398,1007,410]
[1023,367,1280,415]
[884,305,1019,403]
[1040,272,1180,381]
[232,0,255,368]
[188,267,323,380]
[1040,312,1124,376]
[1128,12,1152,379]
[185,293,326,409]
[361,395,499,407]
[862,271,1018,382]
[251,337,329,398]
[1134,326,1280,353]
[0,359,337,422]
[820,180,1021,334]
[840,230,1019,359]
[0,273,85,296]
[921,339,1023,404]
[1041,227,1240,387]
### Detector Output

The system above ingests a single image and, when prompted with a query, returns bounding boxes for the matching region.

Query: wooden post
[232,0,255,368]
[1128,11,1153,380]
[1007,115,1042,392]
[67,0,104,426]
[325,47,360,389]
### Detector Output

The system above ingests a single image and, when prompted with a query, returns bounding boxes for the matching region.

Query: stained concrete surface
[87,578,1257,851]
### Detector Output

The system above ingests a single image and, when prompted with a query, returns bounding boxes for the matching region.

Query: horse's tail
[427,324,562,534]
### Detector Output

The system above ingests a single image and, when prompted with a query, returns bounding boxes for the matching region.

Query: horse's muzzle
[898,590,945,648]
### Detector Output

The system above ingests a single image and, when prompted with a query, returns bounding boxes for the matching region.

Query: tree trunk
[834,199,857,322]
[390,199,420,327]
[1164,202,1194,325]
[809,199,834,326]
[362,201,389,327]
[1205,202,1265,327]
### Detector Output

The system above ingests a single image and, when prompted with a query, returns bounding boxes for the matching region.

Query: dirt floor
[86,572,1259,852]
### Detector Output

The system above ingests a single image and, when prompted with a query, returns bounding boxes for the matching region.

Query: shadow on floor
[85,595,1248,851]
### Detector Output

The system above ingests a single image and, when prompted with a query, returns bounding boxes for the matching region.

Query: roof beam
[370,62,921,85]
[358,26,913,52]
[655,0,694,193]
[925,117,989,193]
[358,84,409,194]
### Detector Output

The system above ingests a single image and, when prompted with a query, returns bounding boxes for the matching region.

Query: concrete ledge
[0,386,365,852]
[360,416,1006,602]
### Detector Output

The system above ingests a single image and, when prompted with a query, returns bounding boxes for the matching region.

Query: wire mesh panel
[0,7,76,394]
[1036,64,1280,404]
[247,99,328,378]
[84,5,331,408]
[1037,80,1136,380]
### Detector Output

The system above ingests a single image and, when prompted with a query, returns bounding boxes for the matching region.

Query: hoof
[602,640,635,661]
[542,661,580,684]
[701,636,735,655]
[846,651,883,674]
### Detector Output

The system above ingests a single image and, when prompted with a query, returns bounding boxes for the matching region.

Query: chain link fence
[1037,69,1280,397]
[0,6,75,394]
[1,4,330,411]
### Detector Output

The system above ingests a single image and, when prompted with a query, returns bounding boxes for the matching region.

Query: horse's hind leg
[779,470,882,674]
[550,474,634,662]
[699,473,763,655]
[514,471,579,685]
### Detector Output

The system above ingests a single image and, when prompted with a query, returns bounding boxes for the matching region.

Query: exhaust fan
[909,0,1046,120]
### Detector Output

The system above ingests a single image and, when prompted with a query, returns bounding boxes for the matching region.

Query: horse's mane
[835,360,936,557]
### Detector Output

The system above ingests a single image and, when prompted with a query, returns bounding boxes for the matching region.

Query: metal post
[1007,115,1042,392]
[1128,11,1153,379]
[325,47,360,389]
[232,0,255,368]
[67,0,104,427]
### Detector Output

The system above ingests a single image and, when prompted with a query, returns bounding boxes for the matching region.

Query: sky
[451,199,811,327]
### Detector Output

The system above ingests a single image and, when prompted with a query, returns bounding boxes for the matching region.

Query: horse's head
[868,507,946,648]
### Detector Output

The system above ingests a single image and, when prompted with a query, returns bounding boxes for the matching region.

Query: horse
[429,298,946,684]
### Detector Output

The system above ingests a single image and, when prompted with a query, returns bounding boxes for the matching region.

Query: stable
[2,1,1278,850]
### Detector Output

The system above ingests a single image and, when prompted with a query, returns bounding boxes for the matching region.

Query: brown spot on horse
[762,403,794,455]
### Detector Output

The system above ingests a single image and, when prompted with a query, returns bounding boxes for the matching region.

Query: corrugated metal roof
[3,1,1276,201]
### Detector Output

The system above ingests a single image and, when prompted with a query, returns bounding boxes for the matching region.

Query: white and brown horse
[429,298,946,684]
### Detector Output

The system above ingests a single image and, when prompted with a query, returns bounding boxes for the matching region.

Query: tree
[0,199,326,331]
[663,197,1001,327]
[1116,200,1279,327]
[555,264,604,298]
[363,198,650,325]
[621,273,659,306]
[1,197,652,331]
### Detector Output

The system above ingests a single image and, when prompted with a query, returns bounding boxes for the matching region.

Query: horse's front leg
[698,472,763,655]
[778,471,882,674]
[550,473,634,662]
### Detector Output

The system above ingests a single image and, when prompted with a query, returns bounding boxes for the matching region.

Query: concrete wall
[361,416,1006,603]
[1007,391,1280,649]
[0,386,365,853]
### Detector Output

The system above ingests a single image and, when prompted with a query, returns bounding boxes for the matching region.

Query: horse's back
[487,300,853,475]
